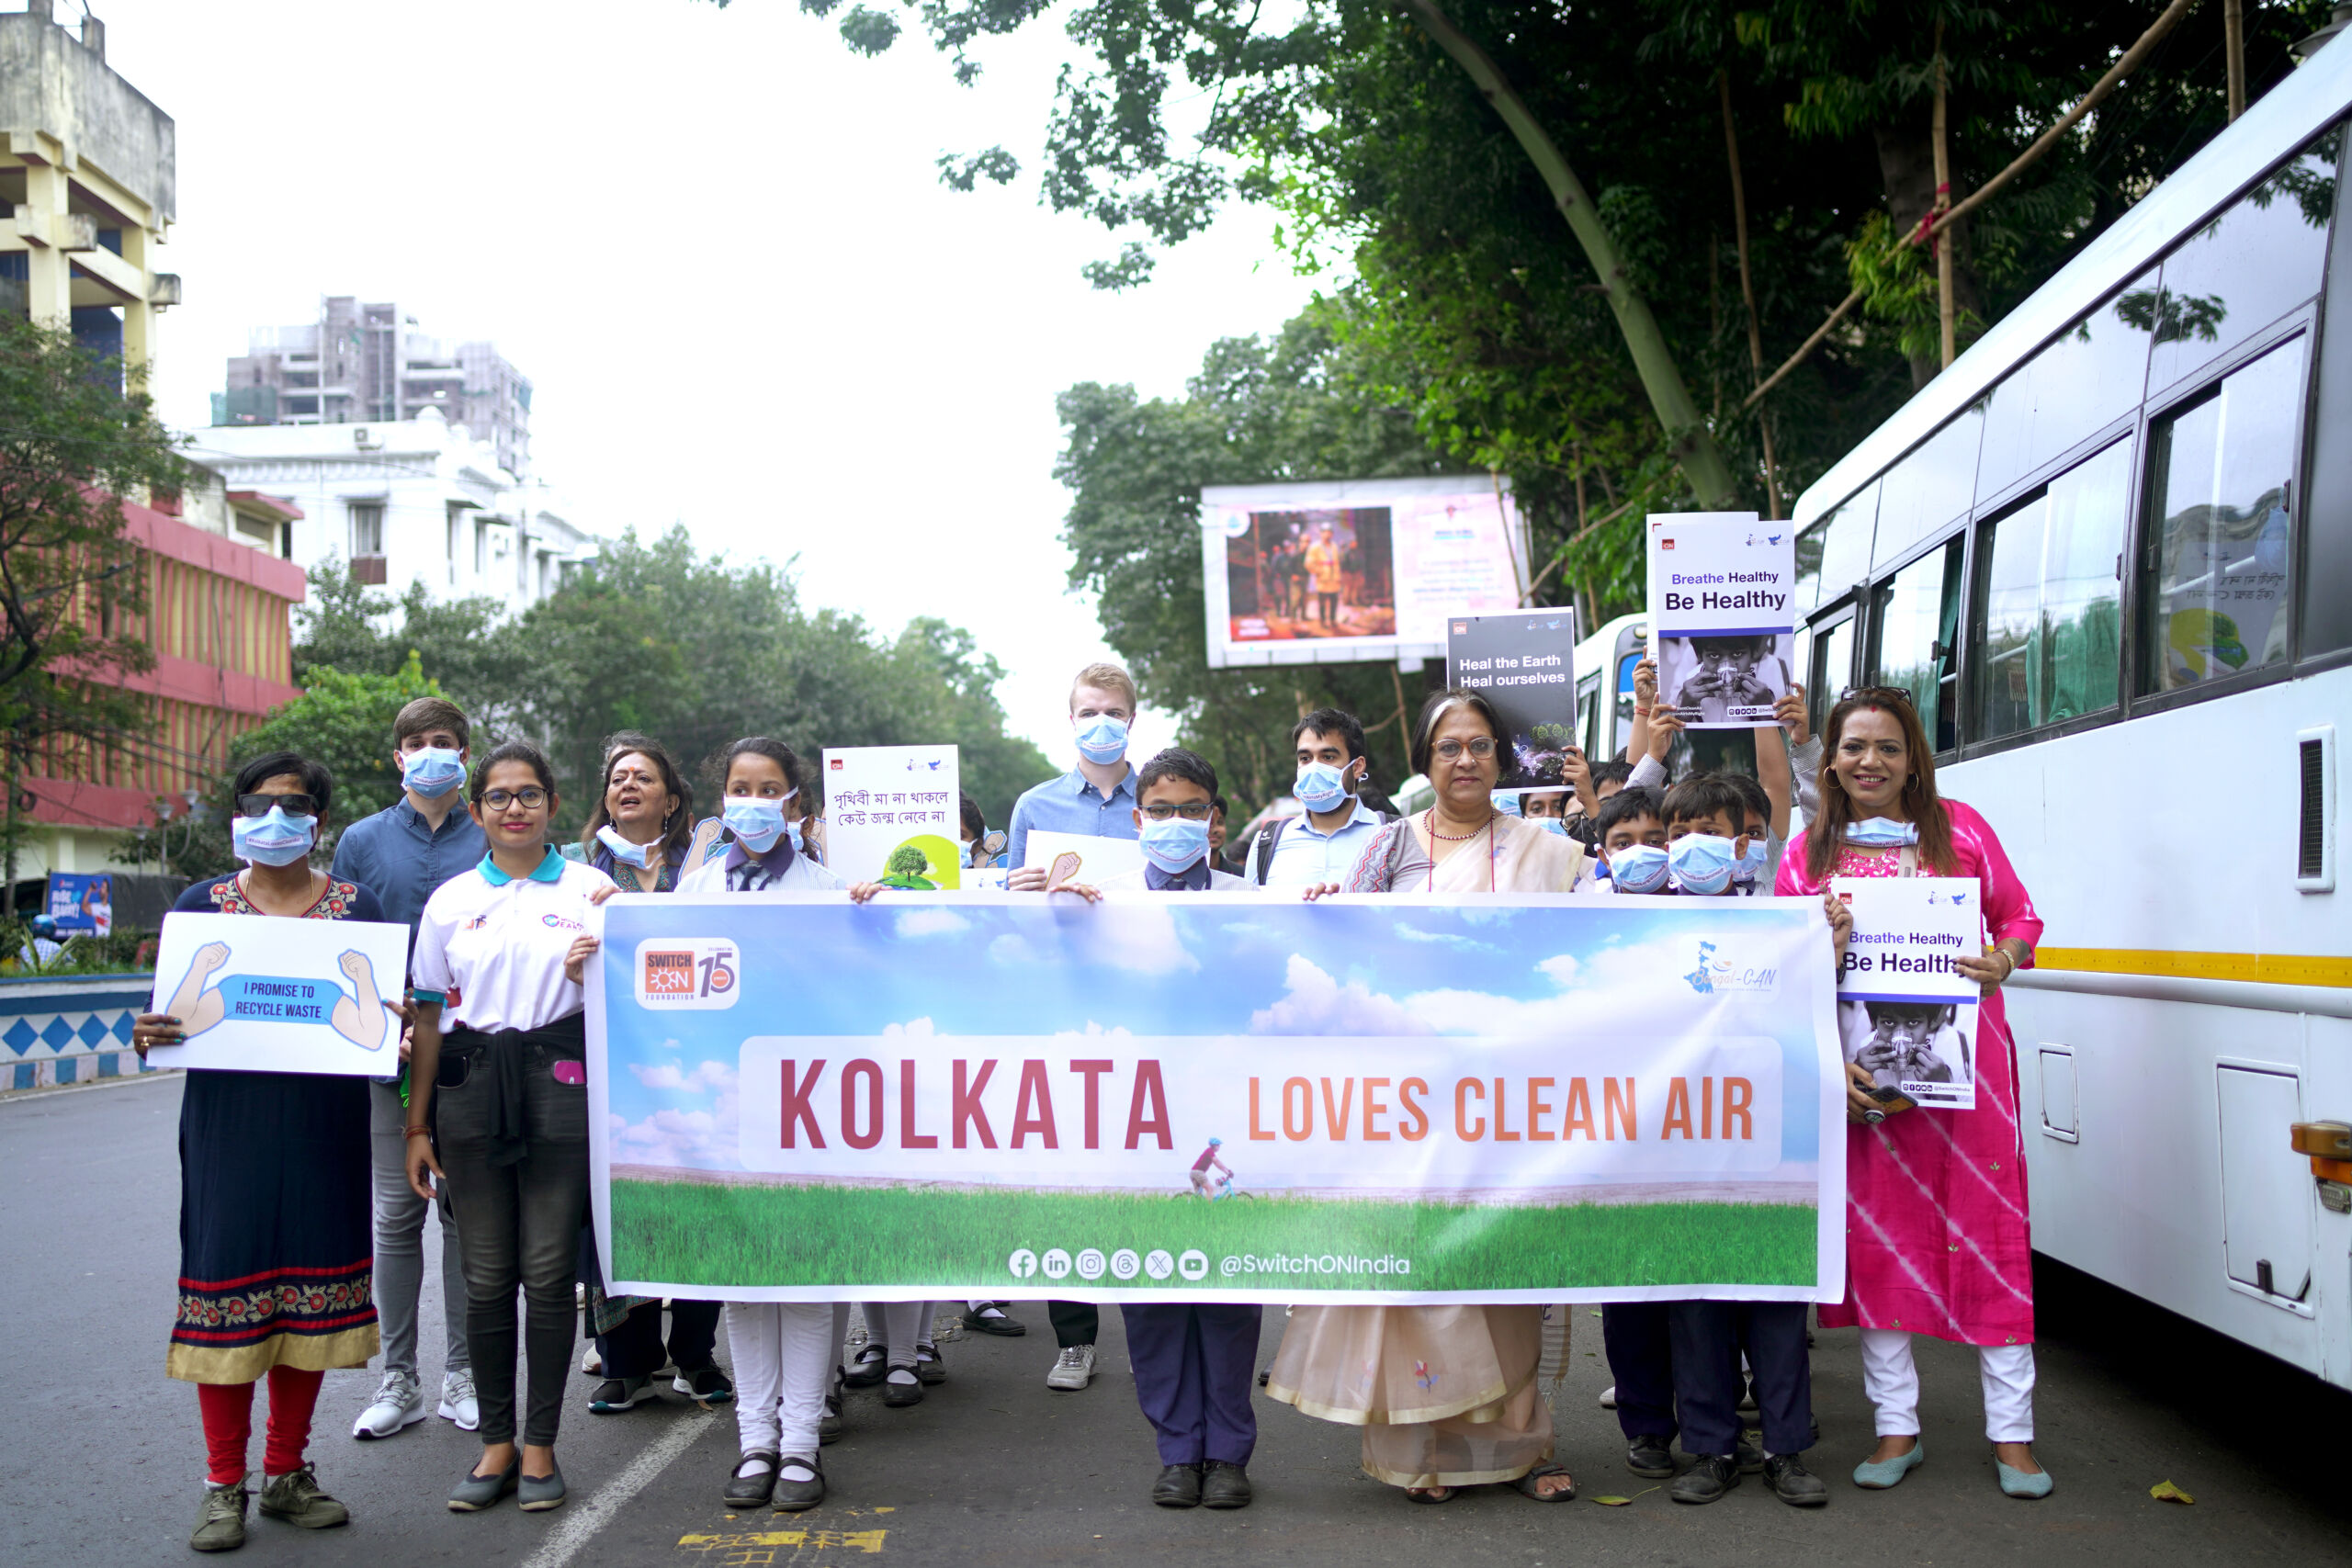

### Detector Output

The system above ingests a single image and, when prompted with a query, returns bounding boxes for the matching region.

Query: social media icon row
[1006,1247,1209,1281]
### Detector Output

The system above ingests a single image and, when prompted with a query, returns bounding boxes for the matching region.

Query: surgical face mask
[723,796,788,854]
[232,805,317,867]
[596,823,651,868]
[1668,832,1738,895]
[1846,816,1919,848]
[1138,815,1211,874]
[1074,714,1129,765]
[1609,842,1669,894]
[1736,833,1770,881]
[401,746,465,798]
[1294,761,1354,813]
[1537,818,1571,838]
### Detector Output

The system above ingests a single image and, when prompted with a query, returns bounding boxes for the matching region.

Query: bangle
[1634,705,1653,716]
[403,1126,430,1138]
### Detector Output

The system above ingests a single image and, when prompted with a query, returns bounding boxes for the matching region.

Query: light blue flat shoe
[1996,1458,2052,1499]
[1852,1439,1925,1489]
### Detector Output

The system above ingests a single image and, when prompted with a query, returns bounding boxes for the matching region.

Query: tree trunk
[1875,118,1981,389]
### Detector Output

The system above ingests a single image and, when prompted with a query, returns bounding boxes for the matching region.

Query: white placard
[820,745,963,889]
[1021,829,1144,887]
[145,911,408,1075]
[1832,876,1984,1111]
[1645,512,1797,728]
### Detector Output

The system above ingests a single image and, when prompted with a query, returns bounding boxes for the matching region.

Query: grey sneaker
[352,1370,425,1438]
[438,1369,480,1430]
[1046,1344,1097,1391]
[257,1464,349,1529]
[190,1482,248,1552]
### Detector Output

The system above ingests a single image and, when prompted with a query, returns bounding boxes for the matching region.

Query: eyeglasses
[1431,738,1498,761]
[1839,685,1915,707]
[481,787,549,810]
[1140,803,1215,821]
[237,792,318,818]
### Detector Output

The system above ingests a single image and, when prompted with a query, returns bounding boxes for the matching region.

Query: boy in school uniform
[1654,775,1827,1506]
[1063,749,1259,1507]
[1588,786,1668,895]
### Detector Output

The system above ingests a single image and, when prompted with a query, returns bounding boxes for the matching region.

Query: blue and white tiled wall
[0,976,165,1090]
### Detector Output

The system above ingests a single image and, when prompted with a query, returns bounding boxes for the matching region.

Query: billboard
[1200,478,1531,669]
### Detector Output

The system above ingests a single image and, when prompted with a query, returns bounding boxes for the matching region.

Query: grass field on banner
[609,1179,1815,1292]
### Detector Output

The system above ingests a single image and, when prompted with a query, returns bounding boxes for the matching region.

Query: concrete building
[0,2,181,372]
[190,409,597,615]
[219,297,533,480]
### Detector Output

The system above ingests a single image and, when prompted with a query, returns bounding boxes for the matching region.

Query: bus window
[1870,537,1965,752]
[2143,129,2337,397]
[1875,406,1984,571]
[1977,271,2155,502]
[1577,676,1600,759]
[2140,337,2304,695]
[1974,438,2132,741]
[1809,615,1854,736]
[1615,651,1642,754]
[1795,480,1876,614]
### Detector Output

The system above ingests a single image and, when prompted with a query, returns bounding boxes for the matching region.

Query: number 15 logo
[634,939,741,1010]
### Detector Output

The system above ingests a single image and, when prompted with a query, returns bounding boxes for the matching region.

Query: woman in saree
[1266,689,1585,1503]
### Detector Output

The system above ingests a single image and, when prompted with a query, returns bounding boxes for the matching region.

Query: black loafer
[841,1346,888,1389]
[961,1304,1027,1337]
[1626,1434,1676,1478]
[723,1451,778,1509]
[882,1371,923,1407]
[1765,1452,1828,1507]
[1670,1454,1740,1504]
[1201,1461,1252,1509]
[1152,1463,1204,1507]
[773,1455,825,1513]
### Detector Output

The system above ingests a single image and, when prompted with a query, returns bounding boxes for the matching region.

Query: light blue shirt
[1005,763,1139,870]
[1255,798,1384,886]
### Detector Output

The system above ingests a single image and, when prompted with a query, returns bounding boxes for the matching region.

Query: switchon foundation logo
[634,939,740,1010]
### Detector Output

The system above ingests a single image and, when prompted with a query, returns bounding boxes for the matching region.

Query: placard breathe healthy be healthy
[587,893,1848,1305]
[1645,512,1798,728]
[1833,877,1984,1111]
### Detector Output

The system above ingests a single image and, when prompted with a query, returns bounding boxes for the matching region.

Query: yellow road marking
[678,1529,887,1559]
[2034,948,2352,989]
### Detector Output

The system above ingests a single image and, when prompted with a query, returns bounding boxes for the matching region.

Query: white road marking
[517,1406,718,1568]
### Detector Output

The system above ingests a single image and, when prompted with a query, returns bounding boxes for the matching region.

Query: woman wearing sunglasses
[132,751,386,1552]
[1775,688,2050,1499]
[401,741,620,1516]
[1267,691,1584,1506]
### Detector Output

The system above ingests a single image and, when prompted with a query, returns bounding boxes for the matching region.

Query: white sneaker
[352,1371,425,1438]
[1598,1383,1618,1410]
[438,1369,480,1430]
[1046,1344,1096,1391]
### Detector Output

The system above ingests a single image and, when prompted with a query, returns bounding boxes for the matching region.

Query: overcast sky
[89,0,1322,763]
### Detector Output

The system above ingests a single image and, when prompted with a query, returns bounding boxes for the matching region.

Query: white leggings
[1859,1328,2036,1443]
[858,1303,924,1368]
[727,1302,837,1459]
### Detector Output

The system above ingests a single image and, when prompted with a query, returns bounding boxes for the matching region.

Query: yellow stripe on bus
[2034,948,2352,989]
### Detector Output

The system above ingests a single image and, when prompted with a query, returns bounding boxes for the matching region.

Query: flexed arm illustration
[164,941,232,1040]
[333,950,391,1050]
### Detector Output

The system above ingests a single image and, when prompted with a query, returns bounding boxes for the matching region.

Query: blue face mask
[1537,818,1571,838]
[401,746,466,798]
[1138,815,1211,874]
[1074,715,1129,766]
[1490,791,1524,818]
[1846,817,1919,848]
[723,797,788,854]
[1294,761,1353,813]
[232,805,317,867]
[1736,833,1770,882]
[1669,832,1739,895]
[1609,842,1669,894]
[596,823,651,868]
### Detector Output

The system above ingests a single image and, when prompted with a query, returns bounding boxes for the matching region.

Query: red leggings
[198,1367,325,1484]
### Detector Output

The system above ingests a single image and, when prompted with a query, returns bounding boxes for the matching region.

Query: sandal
[1405,1485,1456,1505]
[841,1344,888,1389]
[1511,1462,1577,1502]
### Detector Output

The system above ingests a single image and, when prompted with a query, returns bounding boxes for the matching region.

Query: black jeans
[437,1035,589,1448]
[603,1299,722,1379]
[1049,1300,1098,1349]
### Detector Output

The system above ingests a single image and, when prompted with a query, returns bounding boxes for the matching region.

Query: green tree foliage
[0,313,189,885]
[1057,317,1446,815]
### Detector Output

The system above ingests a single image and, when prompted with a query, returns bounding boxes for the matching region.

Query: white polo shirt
[413,848,616,1032]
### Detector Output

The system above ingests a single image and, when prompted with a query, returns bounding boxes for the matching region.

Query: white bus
[1781,42,2352,1386]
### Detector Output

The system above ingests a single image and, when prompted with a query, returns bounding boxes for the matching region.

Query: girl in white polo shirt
[403,741,616,1516]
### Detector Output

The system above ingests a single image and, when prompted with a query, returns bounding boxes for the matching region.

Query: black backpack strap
[1251,818,1290,885]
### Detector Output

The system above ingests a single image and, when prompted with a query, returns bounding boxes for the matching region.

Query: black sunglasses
[237,792,320,818]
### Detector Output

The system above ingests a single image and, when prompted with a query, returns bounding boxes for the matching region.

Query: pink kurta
[1776,799,2046,1347]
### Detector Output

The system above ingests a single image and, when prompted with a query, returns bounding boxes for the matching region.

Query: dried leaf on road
[1590,1486,1658,1506]
[2150,1480,2195,1505]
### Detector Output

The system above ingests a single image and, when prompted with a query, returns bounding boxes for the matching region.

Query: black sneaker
[1626,1434,1676,1478]
[588,1375,651,1413]
[1669,1454,1740,1505]
[1765,1452,1828,1507]
[673,1365,735,1405]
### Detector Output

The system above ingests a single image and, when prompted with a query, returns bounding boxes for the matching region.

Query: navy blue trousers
[1668,1300,1811,1457]
[1601,1303,1676,1441]
[1119,1303,1262,1467]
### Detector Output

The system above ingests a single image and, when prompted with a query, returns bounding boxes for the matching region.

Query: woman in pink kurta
[1776,689,2053,1500]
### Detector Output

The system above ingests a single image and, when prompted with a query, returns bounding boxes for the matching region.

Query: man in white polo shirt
[1242,708,1389,887]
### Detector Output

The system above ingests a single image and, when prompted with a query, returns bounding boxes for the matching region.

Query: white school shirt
[412,848,616,1032]
[676,841,844,895]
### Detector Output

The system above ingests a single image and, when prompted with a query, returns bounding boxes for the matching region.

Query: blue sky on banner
[600,898,1829,1173]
